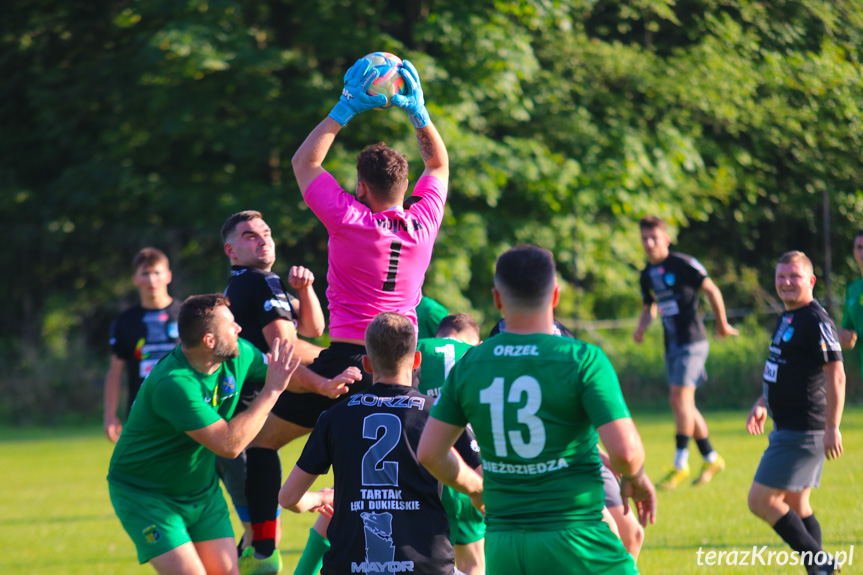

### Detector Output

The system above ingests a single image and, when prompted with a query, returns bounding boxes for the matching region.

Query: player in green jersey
[107,294,300,575]
[840,231,863,369]
[418,245,656,575]
[416,312,485,574]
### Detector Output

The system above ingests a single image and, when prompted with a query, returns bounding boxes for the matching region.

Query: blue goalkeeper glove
[391,60,430,129]
[329,58,388,126]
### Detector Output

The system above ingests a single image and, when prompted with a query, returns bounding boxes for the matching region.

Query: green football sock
[293,528,330,575]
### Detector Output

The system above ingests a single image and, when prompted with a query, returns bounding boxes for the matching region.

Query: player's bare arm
[839,328,857,349]
[288,266,326,338]
[824,360,845,460]
[279,465,335,519]
[597,418,656,526]
[632,303,655,343]
[417,416,485,513]
[746,396,768,435]
[186,340,300,458]
[291,117,342,194]
[415,122,449,183]
[701,277,739,338]
[262,316,319,366]
[103,355,126,442]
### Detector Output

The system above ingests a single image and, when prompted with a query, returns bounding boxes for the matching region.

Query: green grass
[1,410,861,574]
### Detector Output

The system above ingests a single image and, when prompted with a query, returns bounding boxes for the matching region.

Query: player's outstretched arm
[103,355,125,442]
[746,396,768,435]
[418,417,484,512]
[289,266,326,339]
[824,360,845,460]
[392,60,449,184]
[292,58,387,194]
[280,465,334,518]
[186,339,300,458]
[701,277,738,338]
[597,418,656,527]
[632,304,655,343]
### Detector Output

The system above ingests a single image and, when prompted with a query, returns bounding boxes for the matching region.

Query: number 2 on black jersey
[361,413,401,486]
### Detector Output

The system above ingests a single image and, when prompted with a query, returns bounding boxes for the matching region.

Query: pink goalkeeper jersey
[304,171,447,340]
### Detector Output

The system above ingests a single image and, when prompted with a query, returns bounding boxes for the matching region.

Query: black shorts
[271,342,374,428]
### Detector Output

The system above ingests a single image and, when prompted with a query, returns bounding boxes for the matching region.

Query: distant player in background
[633,216,737,489]
[107,294,300,575]
[242,55,449,575]
[419,245,655,575]
[415,313,485,574]
[747,251,844,575]
[491,312,644,560]
[839,230,863,373]
[104,247,180,443]
[280,312,472,575]
[416,295,450,340]
[220,210,326,556]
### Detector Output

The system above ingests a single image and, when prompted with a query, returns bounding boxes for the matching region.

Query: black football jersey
[297,383,458,575]
[640,251,708,349]
[224,266,297,353]
[762,300,842,431]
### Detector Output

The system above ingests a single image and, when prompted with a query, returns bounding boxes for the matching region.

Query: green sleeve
[241,339,268,384]
[151,375,222,432]
[842,286,855,330]
[429,362,468,427]
[579,345,631,429]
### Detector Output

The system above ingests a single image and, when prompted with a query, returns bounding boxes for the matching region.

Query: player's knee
[747,486,771,518]
[624,523,644,557]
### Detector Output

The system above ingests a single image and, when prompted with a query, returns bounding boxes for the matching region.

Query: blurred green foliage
[1,0,862,421]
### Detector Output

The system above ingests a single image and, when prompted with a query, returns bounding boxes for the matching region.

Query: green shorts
[441,485,486,545]
[486,521,637,575]
[109,481,234,564]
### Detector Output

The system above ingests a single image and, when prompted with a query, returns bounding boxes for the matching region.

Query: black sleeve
[453,425,482,470]
[296,411,333,475]
[640,269,655,305]
[252,274,298,329]
[811,313,843,366]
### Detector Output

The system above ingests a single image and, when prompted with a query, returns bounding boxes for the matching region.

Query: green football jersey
[416,337,474,398]
[416,296,450,340]
[431,331,631,531]
[108,339,267,497]
[843,277,863,368]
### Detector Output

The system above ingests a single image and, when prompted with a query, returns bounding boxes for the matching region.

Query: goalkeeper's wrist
[408,107,430,129]
[329,101,355,126]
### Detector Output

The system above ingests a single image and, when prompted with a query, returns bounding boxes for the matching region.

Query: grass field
[1,409,861,575]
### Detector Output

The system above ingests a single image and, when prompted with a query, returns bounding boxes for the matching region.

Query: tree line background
[2,0,862,423]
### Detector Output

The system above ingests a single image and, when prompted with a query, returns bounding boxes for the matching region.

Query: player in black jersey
[634,216,738,489]
[221,210,351,568]
[746,251,844,575]
[280,312,470,575]
[103,247,180,443]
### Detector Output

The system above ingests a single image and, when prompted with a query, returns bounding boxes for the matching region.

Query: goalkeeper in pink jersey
[240,56,449,575]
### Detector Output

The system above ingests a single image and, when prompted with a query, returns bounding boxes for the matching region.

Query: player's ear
[552,280,560,309]
[412,350,422,370]
[492,288,503,311]
[361,355,374,374]
[202,332,216,351]
[224,243,234,259]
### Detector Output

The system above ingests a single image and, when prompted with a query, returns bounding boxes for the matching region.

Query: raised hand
[265,338,301,394]
[316,366,362,399]
[391,60,430,128]
[288,266,315,290]
[329,58,388,126]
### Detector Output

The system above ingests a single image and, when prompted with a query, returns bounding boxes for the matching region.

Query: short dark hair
[221,210,263,243]
[494,245,556,310]
[356,143,409,204]
[855,230,863,241]
[132,247,169,273]
[777,250,813,275]
[179,294,230,347]
[436,313,480,341]
[365,312,416,376]
[639,216,668,232]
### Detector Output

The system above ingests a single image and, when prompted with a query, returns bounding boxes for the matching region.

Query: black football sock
[772,510,821,568]
[695,437,714,457]
[675,434,690,450]
[801,513,822,548]
[245,447,281,557]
